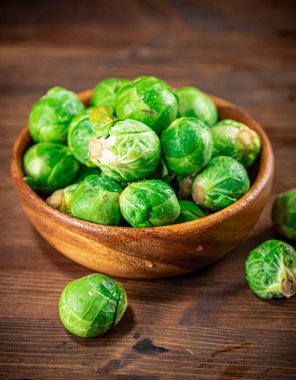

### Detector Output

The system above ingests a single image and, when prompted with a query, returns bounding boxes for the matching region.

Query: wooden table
[1,1,295,379]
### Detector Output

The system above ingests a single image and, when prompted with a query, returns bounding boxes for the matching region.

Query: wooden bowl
[11,89,274,279]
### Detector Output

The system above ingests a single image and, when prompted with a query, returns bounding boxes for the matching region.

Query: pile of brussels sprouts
[23,76,262,228]
[21,77,296,338]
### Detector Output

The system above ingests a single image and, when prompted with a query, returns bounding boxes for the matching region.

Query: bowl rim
[11,89,274,234]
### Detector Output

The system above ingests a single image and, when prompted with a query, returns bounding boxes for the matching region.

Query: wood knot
[196,245,204,252]
[145,260,155,268]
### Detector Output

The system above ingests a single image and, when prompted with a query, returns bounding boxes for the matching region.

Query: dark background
[0,1,296,379]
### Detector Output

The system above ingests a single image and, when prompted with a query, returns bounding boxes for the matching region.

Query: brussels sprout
[245,240,296,299]
[211,119,261,167]
[23,176,38,190]
[176,200,207,223]
[192,156,250,211]
[71,175,122,225]
[272,189,296,240]
[119,180,181,227]
[68,107,114,167]
[89,119,161,182]
[59,273,128,338]
[177,174,195,200]
[46,184,77,214]
[91,78,130,111]
[177,86,218,127]
[29,87,85,144]
[147,158,175,183]
[115,76,178,134]
[161,117,213,176]
[46,167,100,214]
[23,142,80,193]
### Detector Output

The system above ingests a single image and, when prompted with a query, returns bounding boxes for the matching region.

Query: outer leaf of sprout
[23,142,80,193]
[71,175,122,225]
[89,119,161,182]
[29,86,85,143]
[68,107,114,167]
[161,117,213,176]
[245,240,296,299]
[115,76,178,134]
[175,200,207,223]
[211,119,261,168]
[59,273,128,338]
[272,189,296,240]
[177,86,218,127]
[192,156,250,211]
[91,78,131,111]
[119,180,181,227]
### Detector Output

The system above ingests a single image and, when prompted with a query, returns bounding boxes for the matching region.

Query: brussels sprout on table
[23,142,80,193]
[177,86,218,127]
[115,76,178,134]
[211,119,261,168]
[176,200,207,223]
[119,180,181,227]
[245,240,296,299]
[29,86,85,144]
[68,107,114,167]
[192,156,250,211]
[71,175,122,225]
[91,78,130,111]
[161,117,213,176]
[59,273,128,338]
[89,119,161,182]
[272,189,296,240]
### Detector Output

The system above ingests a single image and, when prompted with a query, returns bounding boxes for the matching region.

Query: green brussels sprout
[71,175,122,225]
[211,119,261,167]
[23,176,39,190]
[89,119,161,182]
[119,180,181,227]
[91,78,130,111]
[245,240,296,299]
[175,200,207,223]
[46,184,77,214]
[68,107,114,167]
[177,86,218,127]
[29,87,85,144]
[161,117,213,176]
[272,189,296,240]
[59,273,128,338]
[147,158,175,183]
[192,156,250,211]
[46,167,100,215]
[177,174,195,200]
[23,142,80,193]
[115,76,178,134]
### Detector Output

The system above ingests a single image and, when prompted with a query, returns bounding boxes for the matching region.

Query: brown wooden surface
[0,1,296,379]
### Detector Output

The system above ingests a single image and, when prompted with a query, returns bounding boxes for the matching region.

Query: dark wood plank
[0,0,296,379]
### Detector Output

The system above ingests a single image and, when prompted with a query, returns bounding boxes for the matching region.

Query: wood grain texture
[11,91,274,279]
[1,0,296,378]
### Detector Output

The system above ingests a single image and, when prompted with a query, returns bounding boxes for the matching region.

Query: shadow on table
[33,229,90,277]
[32,224,281,308]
